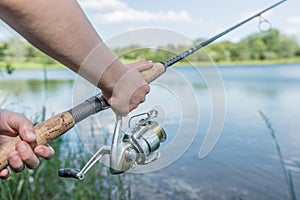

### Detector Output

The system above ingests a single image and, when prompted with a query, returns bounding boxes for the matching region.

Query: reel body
[58,109,166,180]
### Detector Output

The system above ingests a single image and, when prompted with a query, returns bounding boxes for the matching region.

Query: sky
[0,0,299,47]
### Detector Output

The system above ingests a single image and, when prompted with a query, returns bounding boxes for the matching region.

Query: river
[0,63,300,199]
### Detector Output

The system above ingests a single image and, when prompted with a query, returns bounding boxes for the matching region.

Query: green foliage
[1,37,57,66]
[114,47,176,63]
[22,43,57,65]
[114,29,300,64]
[0,42,8,59]
[0,42,15,75]
[1,29,300,68]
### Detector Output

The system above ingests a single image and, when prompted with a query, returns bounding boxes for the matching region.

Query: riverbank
[1,57,300,70]
[177,57,300,67]
[0,60,63,70]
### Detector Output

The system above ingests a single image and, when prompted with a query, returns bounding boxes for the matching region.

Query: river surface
[0,63,300,199]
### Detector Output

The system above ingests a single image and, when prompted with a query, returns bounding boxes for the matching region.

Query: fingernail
[37,148,44,155]
[26,132,36,140]
[17,144,27,152]
[11,155,19,162]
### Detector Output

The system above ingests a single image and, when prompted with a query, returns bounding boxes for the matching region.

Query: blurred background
[0,0,300,199]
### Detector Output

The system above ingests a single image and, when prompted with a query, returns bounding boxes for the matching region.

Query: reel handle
[0,63,166,171]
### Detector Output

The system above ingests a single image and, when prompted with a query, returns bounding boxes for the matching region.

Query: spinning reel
[58,109,166,180]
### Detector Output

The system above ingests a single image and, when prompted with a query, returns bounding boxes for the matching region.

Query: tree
[25,45,37,62]
[261,29,281,53]
[0,42,14,74]
[246,34,267,60]
[0,42,8,60]
[234,40,251,60]
[277,35,299,58]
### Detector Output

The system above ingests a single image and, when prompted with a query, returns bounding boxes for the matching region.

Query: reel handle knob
[58,168,83,180]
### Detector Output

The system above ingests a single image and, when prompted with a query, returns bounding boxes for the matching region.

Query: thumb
[0,110,36,142]
[126,60,153,72]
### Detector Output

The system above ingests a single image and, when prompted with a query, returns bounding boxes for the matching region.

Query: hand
[0,110,54,179]
[101,61,152,115]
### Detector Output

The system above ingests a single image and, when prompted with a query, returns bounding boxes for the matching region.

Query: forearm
[0,0,150,114]
[0,0,121,76]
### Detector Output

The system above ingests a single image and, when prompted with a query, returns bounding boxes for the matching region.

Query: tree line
[0,29,299,68]
[114,29,300,63]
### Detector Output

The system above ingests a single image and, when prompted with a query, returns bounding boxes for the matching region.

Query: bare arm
[0,0,151,114]
[0,0,99,71]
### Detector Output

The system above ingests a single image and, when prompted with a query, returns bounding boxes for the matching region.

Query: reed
[259,110,297,200]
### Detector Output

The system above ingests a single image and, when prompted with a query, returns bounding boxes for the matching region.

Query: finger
[128,86,149,112]
[0,167,10,179]
[34,145,55,160]
[129,103,138,112]
[111,69,147,115]
[1,110,36,142]
[130,88,147,104]
[16,119,36,143]
[8,151,24,172]
[16,141,39,169]
[143,84,150,94]
[126,61,153,72]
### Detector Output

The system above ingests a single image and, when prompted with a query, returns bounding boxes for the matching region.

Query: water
[1,64,300,199]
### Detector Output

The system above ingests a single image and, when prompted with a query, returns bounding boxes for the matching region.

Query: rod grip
[141,62,166,83]
[0,112,75,171]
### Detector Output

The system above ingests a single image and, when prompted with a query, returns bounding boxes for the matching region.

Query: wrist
[98,59,127,95]
[78,42,126,92]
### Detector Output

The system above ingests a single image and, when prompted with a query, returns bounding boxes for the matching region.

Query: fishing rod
[0,0,287,178]
[163,0,287,67]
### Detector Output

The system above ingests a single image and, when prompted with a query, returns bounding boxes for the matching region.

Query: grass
[0,124,132,200]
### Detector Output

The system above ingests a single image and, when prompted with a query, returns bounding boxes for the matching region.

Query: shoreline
[1,57,300,70]
[175,57,300,67]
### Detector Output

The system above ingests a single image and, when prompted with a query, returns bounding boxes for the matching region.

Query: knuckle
[17,143,39,168]
[131,104,138,110]
[12,166,25,173]
[10,163,24,172]
[140,96,146,103]
[8,153,24,172]
[26,159,40,169]
[144,85,150,94]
